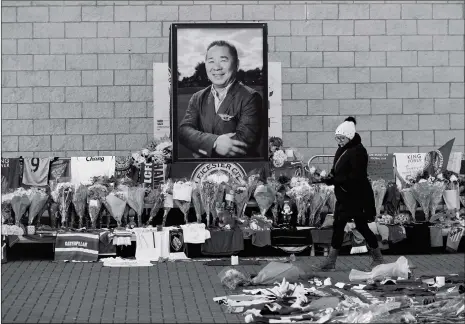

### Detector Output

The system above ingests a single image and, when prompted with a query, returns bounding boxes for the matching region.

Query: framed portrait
[170,23,269,163]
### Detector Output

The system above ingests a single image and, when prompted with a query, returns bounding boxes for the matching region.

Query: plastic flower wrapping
[371,179,387,216]
[161,179,174,227]
[309,184,333,227]
[253,184,276,217]
[411,181,435,221]
[72,185,87,228]
[1,192,15,224]
[429,181,446,219]
[87,184,108,228]
[267,177,281,224]
[173,180,193,224]
[247,172,262,201]
[325,186,336,214]
[290,176,309,188]
[191,183,204,223]
[10,188,32,226]
[127,187,145,227]
[52,183,74,227]
[28,188,49,225]
[233,180,249,220]
[400,188,418,222]
[384,181,401,216]
[287,181,313,226]
[104,193,126,227]
[218,268,251,290]
[212,173,228,221]
[146,186,162,225]
[200,177,216,227]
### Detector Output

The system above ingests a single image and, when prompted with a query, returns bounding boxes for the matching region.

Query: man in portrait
[178,40,263,158]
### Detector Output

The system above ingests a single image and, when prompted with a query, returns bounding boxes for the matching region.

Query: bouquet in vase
[146,186,162,226]
[52,183,74,228]
[287,181,313,226]
[28,188,49,225]
[191,183,204,223]
[400,188,418,222]
[87,184,108,228]
[127,187,145,227]
[11,188,32,226]
[233,180,249,220]
[411,180,434,221]
[254,184,276,217]
[103,193,126,227]
[73,185,88,228]
[200,177,217,227]
[173,180,193,224]
[372,179,387,217]
[161,179,174,227]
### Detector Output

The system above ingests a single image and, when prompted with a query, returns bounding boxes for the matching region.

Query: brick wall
[2,0,464,161]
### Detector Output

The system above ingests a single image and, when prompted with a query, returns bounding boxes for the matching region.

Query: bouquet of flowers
[290,176,309,188]
[53,183,74,228]
[384,181,401,216]
[213,173,228,222]
[87,184,108,228]
[200,177,217,227]
[127,187,146,227]
[267,177,281,224]
[161,179,174,227]
[309,184,333,227]
[73,185,88,228]
[233,180,249,220]
[1,193,15,224]
[28,188,49,225]
[173,179,193,224]
[104,193,126,227]
[287,181,313,225]
[146,186,162,226]
[400,188,418,222]
[326,186,337,214]
[11,188,32,226]
[372,179,387,216]
[254,184,276,217]
[411,181,434,221]
[440,171,461,213]
[429,181,446,219]
[269,137,284,160]
[308,166,328,184]
[247,171,262,201]
[191,183,204,223]
[272,149,287,168]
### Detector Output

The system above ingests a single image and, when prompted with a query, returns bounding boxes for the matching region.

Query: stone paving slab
[2,254,464,323]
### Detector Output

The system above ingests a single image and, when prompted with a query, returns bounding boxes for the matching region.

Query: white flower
[437,173,444,180]
[419,179,427,183]
[320,170,327,177]
[450,175,458,182]
[141,148,150,156]
[309,166,316,175]
[132,152,141,161]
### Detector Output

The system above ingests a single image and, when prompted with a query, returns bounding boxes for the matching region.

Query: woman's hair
[345,116,357,125]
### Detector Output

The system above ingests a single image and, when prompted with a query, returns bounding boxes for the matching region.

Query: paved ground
[2,254,464,323]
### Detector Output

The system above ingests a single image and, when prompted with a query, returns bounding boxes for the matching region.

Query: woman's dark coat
[325,133,376,222]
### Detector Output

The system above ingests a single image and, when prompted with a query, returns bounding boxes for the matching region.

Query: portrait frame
[170,23,269,163]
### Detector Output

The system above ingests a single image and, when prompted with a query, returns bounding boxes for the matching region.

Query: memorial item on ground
[28,188,48,225]
[161,179,174,227]
[173,179,193,224]
[146,186,162,226]
[73,185,88,228]
[87,184,108,229]
[287,180,313,226]
[371,179,387,217]
[191,183,204,223]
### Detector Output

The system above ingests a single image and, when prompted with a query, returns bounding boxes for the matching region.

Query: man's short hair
[205,40,239,67]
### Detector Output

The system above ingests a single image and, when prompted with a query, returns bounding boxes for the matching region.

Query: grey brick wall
[1,0,464,160]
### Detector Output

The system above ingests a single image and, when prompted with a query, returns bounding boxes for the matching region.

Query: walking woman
[316,117,384,271]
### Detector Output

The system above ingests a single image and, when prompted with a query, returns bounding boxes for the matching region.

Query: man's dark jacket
[325,133,377,222]
[178,80,263,158]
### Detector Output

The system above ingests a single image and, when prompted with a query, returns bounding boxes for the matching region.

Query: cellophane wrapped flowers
[429,181,446,219]
[87,184,108,228]
[53,183,74,228]
[28,188,49,225]
[146,186,162,226]
[11,188,32,226]
[191,183,204,223]
[384,181,401,216]
[247,172,262,201]
[173,179,193,224]
[127,187,145,227]
[200,177,216,227]
[309,184,333,227]
[103,193,126,227]
[254,184,276,217]
[372,179,387,216]
[218,268,251,290]
[212,172,229,221]
[1,193,14,224]
[233,180,249,220]
[161,179,174,227]
[73,185,88,228]
[411,181,434,221]
[272,149,287,168]
[400,188,418,222]
[287,180,313,226]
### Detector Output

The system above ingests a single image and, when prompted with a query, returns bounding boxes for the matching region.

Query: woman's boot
[314,248,338,271]
[370,247,384,268]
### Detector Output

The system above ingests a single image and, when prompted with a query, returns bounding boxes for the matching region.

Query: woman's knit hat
[335,117,356,140]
